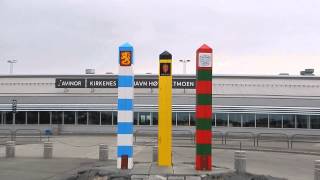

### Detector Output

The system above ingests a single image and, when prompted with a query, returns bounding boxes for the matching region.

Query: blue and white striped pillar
[117,43,134,169]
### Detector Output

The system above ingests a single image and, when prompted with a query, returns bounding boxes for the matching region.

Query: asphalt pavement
[0,135,319,180]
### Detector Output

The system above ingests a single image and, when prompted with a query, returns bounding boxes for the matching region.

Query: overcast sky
[0,0,320,75]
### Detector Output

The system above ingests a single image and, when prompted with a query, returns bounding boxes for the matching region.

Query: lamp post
[7,60,18,74]
[179,59,191,74]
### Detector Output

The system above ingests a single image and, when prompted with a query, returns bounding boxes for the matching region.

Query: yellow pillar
[158,51,172,166]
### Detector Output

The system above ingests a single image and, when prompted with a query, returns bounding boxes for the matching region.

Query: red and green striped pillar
[195,44,213,171]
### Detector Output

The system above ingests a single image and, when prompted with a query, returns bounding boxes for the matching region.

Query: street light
[179,59,191,74]
[7,60,18,74]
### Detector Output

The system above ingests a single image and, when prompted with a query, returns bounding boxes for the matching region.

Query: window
[190,112,195,126]
[15,112,26,124]
[134,112,138,125]
[172,112,177,126]
[310,115,320,129]
[39,112,50,124]
[283,114,295,128]
[269,114,282,128]
[52,112,63,124]
[242,114,255,127]
[296,115,308,128]
[212,113,215,126]
[4,112,13,124]
[64,112,75,124]
[113,111,118,125]
[139,112,151,125]
[77,112,87,125]
[256,114,268,127]
[177,112,189,126]
[152,112,158,125]
[101,111,112,125]
[89,112,100,125]
[229,113,241,127]
[27,112,38,124]
[216,113,228,126]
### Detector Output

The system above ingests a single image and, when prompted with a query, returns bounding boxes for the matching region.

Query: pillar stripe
[196,105,212,119]
[117,134,133,146]
[196,119,212,130]
[197,70,212,81]
[118,111,133,123]
[117,122,133,134]
[119,66,133,76]
[118,88,134,99]
[197,94,212,105]
[196,144,212,155]
[196,130,212,144]
[118,76,133,87]
[118,99,133,110]
[117,146,133,157]
[118,46,133,51]
[196,81,212,94]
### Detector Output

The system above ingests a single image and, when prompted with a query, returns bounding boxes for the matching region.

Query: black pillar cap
[159,51,172,60]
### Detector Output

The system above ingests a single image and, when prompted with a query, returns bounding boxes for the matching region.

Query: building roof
[0,74,319,80]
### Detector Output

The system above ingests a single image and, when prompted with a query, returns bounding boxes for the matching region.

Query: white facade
[0,74,320,132]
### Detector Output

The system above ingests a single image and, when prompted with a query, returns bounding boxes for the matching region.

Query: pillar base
[196,155,212,171]
[117,157,133,169]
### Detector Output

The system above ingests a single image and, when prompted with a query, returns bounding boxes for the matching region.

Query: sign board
[120,51,132,66]
[198,53,212,67]
[160,63,171,76]
[55,78,196,89]
[55,79,85,88]
[87,79,117,88]
[134,79,158,88]
[173,79,195,89]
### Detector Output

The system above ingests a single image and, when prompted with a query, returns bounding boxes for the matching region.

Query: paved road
[173,147,316,180]
[0,135,319,180]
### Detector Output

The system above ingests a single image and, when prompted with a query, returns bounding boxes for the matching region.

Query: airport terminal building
[0,74,320,133]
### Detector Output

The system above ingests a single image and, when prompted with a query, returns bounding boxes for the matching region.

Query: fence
[256,133,290,148]
[212,130,224,144]
[0,129,13,144]
[1,128,320,152]
[224,131,255,146]
[134,129,194,144]
[14,129,42,144]
[291,134,320,149]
